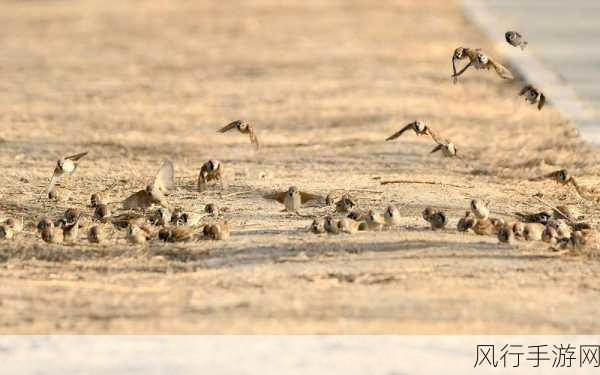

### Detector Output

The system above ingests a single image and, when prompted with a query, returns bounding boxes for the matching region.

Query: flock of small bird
[0,30,592,252]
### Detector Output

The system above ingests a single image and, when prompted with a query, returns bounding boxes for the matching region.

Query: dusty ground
[1,0,600,334]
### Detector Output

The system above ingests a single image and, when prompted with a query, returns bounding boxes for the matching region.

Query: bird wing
[47,167,62,194]
[385,123,413,141]
[154,160,175,193]
[122,190,152,209]
[66,151,88,161]
[248,124,260,149]
[519,85,533,96]
[299,192,323,204]
[538,94,546,110]
[489,59,514,80]
[217,120,240,133]
[264,191,287,204]
[430,144,443,154]
[427,128,445,145]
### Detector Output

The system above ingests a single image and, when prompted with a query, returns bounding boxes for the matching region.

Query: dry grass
[1,0,600,333]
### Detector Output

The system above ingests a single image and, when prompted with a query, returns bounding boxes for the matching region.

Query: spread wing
[530,170,559,182]
[519,85,533,96]
[489,59,514,80]
[430,144,443,154]
[264,191,286,204]
[122,190,152,209]
[218,121,240,133]
[66,151,88,161]
[385,124,413,141]
[538,94,546,110]
[427,128,445,145]
[154,160,175,193]
[248,124,259,149]
[299,192,323,204]
[47,167,62,194]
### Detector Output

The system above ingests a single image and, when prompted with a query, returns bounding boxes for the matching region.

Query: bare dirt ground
[1,0,600,334]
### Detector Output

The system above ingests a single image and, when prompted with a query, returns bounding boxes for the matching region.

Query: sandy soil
[1,0,600,334]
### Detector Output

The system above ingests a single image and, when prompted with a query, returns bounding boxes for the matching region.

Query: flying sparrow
[309,218,326,234]
[531,169,583,196]
[0,225,14,240]
[123,160,175,209]
[366,210,385,231]
[197,160,226,192]
[47,152,88,194]
[202,221,230,240]
[422,207,447,230]
[87,225,105,244]
[338,217,363,234]
[386,120,438,141]
[505,31,528,50]
[217,120,259,149]
[457,211,475,232]
[384,205,401,227]
[158,226,194,242]
[451,47,513,83]
[470,199,490,220]
[324,216,340,234]
[264,186,323,212]
[519,85,546,110]
[430,139,459,158]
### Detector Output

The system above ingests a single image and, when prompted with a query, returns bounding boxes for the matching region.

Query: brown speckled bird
[203,221,230,240]
[452,47,513,83]
[198,160,226,192]
[519,85,546,110]
[218,120,259,149]
[505,31,528,50]
[47,152,88,194]
[123,160,175,209]
[385,121,438,141]
[264,186,323,212]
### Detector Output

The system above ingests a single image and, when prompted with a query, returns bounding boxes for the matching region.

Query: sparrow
[93,204,112,222]
[58,208,81,227]
[47,152,88,194]
[217,120,259,149]
[451,47,513,83]
[385,120,437,141]
[0,225,14,240]
[497,225,515,244]
[422,207,447,230]
[264,186,323,212]
[149,207,171,226]
[470,199,490,220]
[127,225,150,245]
[61,220,79,243]
[37,217,54,233]
[158,226,194,242]
[202,221,230,240]
[383,205,401,227]
[87,225,105,244]
[547,219,572,239]
[337,217,363,234]
[541,225,558,244]
[531,169,582,194]
[472,218,500,236]
[325,192,336,206]
[519,85,546,110]
[430,140,459,158]
[523,223,544,241]
[123,160,175,209]
[48,184,72,202]
[505,31,527,50]
[204,203,219,216]
[515,210,552,225]
[347,210,367,221]
[41,226,63,244]
[309,218,325,234]
[457,211,475,232]
[366,210,385,231]
[3,217,23,233]
[197,160,226,192]
[324,216,340,234]
[110,212,147,229]
[170,208,202,226]
[512,221,525,239]
[335,194,356,213]
[90,192,106,208]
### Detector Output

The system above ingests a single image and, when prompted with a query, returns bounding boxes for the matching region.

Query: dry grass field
[1,0,600,333]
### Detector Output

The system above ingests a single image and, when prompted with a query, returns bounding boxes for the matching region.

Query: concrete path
[466,0,600,143]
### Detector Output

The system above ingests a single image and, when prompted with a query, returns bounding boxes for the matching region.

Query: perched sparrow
[3,217,23,233]
[149,207,171,226]
[451,47,513,83]
[37,217,54,233]
[324,216,340,234]
[90,192,106,208]
[110,212,147,229]
[58,208,81,227]
[158,226,194,242]
[472,218,499,236]
[457,211,475,232]
[62,220,79,243]
[347,210,367,221]
[197,160,226,192]
[93,204,112,222]
[47,184,72,202]
[422,207,447,230]
[309,218,325,234]
[515,210,552,225]
[0,225,14,240]
[170,208,202,226]
[203,221,230,240]
[325,192,336,206]
[335,194,356,213]
[541,225,558,244]
[384,205,401,227]
[47,152,88,194]
[338,217,363,234]
[512,221,525,239]
[523,223,544,241]
[217,120,259,149]
[264,186,323,212]
[497,225,515,244]
[204,203,219,216]
[430,140,459,158]
[127,225,150,244]
[385,121,437,141]
[123,160,175,209]
[470,199,489,220]
[547,219,572,239]
[519,85,546,110]
[87,225,105,244]
[41,226,63,244]
[505,31,527,50]
[366,210,385,231]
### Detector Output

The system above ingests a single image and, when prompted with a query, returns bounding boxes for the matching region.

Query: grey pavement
[465,0,600,144]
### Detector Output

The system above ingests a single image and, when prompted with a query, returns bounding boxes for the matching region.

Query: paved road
[472,0,600,142]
